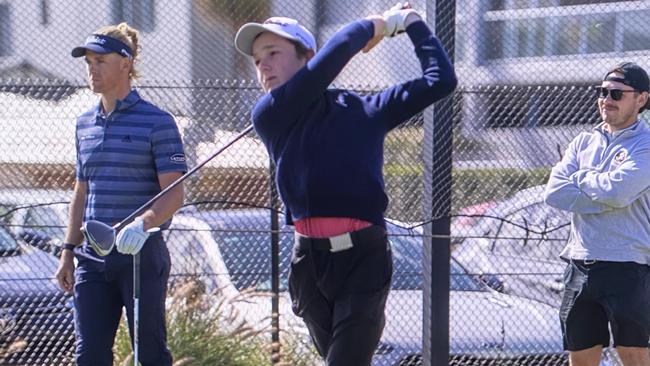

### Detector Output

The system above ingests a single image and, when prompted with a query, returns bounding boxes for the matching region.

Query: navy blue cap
[71,34,133,58]
[604,62,649,92]
[604,62,650,111]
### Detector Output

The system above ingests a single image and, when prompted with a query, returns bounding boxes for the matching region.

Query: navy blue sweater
[252,19,457,226]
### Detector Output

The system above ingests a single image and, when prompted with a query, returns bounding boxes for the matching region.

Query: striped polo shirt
[75,90,187,229]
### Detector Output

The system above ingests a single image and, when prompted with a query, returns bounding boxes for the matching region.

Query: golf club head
[81,220,116,256]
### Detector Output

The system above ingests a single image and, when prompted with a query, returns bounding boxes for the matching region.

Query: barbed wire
[0,199,571,243]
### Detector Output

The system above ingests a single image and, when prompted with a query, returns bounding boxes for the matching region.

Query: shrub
[383,164,551,221]
[113,278,321,366]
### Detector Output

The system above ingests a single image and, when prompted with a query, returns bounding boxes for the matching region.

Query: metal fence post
[422,1,455,365]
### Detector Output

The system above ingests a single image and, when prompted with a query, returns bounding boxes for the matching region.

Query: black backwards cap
[604,62,650,111]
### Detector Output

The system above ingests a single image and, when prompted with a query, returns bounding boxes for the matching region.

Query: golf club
[81,124,255,256]
[133,251,140,365]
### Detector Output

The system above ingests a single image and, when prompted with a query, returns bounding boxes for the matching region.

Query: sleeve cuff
[63,243,78,251]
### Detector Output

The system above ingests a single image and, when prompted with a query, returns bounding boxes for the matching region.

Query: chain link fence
[0,0,648,365]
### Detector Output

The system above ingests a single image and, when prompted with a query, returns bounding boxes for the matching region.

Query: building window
[485,21,504,59]
[553,14,616,55]
[484,3,647,60]
[0,4,10,56]
[560,0,629,5]
[489,0,630,10]
[622,9,650,52]
[584,14,615,54]
[112,0,155,32]
[554,16,582,55]
[40,0,49,25]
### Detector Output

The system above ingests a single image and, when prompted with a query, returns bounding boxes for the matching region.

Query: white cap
[235,17,317,56]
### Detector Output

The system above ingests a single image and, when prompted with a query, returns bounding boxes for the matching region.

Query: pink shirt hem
[294,217,373,238]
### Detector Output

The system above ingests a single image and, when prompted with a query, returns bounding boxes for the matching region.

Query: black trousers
[289,225,392,366]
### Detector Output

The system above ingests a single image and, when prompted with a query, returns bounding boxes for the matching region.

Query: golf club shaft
[133,252,140,365]
[114,124,254,232]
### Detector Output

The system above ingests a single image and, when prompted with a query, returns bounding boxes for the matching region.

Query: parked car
[162,213,314,355]
[0,225,74,365]
[1,192,614,365]
[0,189,71,257]
[6,196,621,365]
[452,185,570,307]
[178,208,586,366]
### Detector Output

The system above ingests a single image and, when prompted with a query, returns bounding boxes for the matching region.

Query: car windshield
[388,228,484,292]
[213,228,293,292]
[24,203,68,240]
[166,223,229,291]
[0,226,19,253]
[208,213,484,293]
[486,201,569,261]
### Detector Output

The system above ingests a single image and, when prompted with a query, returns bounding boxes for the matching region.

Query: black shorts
[559,259,650,351]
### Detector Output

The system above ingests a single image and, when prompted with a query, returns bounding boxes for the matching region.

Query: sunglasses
[596,87,636,101]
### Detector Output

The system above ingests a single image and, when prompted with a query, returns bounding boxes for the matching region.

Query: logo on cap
[262,17,315,51]
[87,35,107,45]
[264,19,293,26]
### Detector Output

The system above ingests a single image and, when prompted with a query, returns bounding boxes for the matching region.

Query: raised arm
[371,14,458,130]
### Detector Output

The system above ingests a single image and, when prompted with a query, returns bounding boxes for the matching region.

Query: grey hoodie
[544,121,650,265]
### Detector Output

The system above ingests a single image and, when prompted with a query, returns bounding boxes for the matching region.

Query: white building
[1,0,649,171]
[0,0,192,83]
[1,1,648,89]
[456,0,650,86]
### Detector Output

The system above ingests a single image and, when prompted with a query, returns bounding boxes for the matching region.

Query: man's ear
[121,57,132,72]
[306,49,315,61]
[639,91,649,111]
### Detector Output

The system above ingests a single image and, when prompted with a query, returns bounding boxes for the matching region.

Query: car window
[24,204,67,239]
[166,227,225,291]
[214,230,293,292]
[0,204,11,222]
[389,232,483,292]
[0,226,18,253]
[492,202,569,260]
[200,213,485,293]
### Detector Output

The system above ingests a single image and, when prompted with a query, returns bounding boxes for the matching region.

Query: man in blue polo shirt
[55,23,186,366]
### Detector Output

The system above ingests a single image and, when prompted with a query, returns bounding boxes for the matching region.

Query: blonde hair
[95,22,141,80]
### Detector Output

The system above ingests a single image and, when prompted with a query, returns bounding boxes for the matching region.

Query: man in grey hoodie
[545,62,650,366]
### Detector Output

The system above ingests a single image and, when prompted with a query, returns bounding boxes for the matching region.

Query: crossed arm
[545,135,650,213]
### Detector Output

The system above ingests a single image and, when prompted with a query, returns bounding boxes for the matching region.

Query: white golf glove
[116,217,150,255]
[383,3,420,38]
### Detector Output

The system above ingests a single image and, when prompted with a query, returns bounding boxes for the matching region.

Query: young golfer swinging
[235,3,457,365]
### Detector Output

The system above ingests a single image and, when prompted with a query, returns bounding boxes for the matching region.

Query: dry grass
[112,277,321,366]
